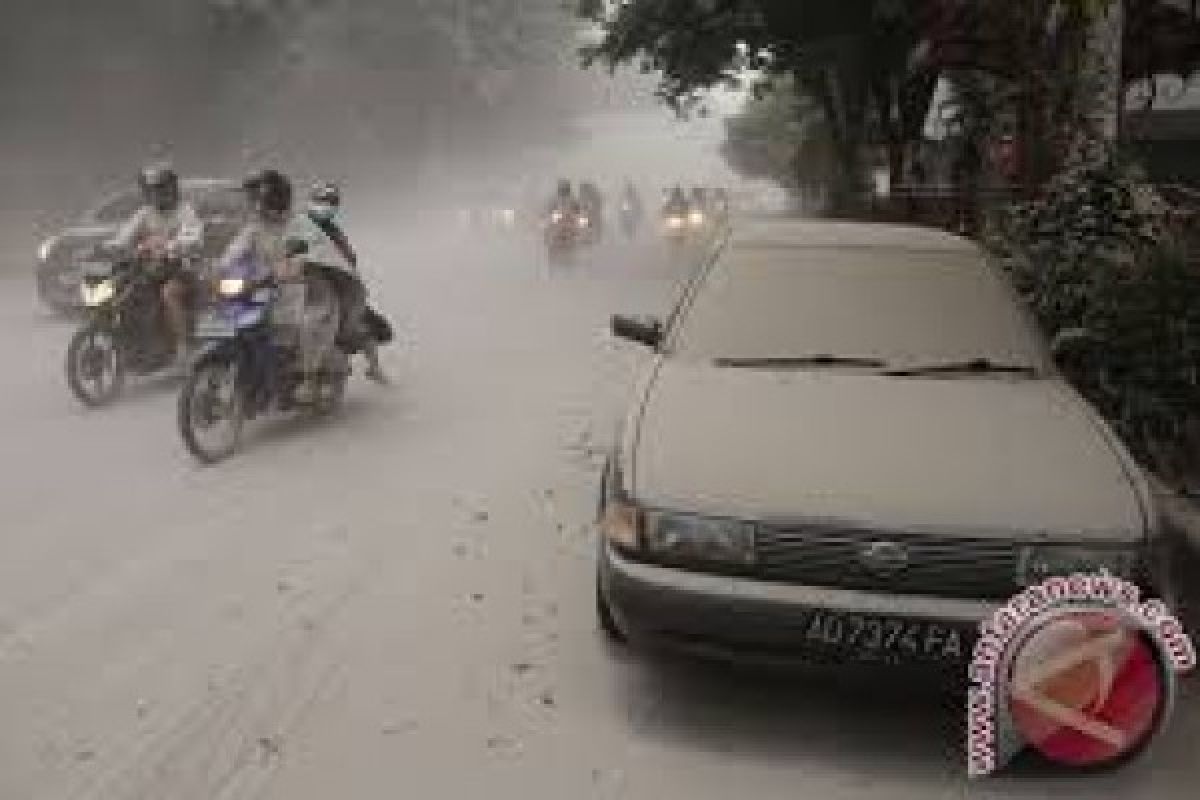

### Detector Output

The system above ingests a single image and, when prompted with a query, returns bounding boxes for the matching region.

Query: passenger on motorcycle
[290,181,388,384]
[103,163,204,372]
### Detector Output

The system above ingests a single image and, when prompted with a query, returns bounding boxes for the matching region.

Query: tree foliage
[578,0,936,212]
[720,77,834,199]
[988,140,1200,476]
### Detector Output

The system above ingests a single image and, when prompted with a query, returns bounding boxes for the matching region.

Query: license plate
[195,314,236,339]
[803,611,967,662]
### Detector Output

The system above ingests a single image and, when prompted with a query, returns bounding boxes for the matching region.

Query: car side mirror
[285,238,309,258]
[611,314,663,349]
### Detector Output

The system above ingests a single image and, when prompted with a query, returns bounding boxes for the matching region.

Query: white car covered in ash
[597,218,1180,667]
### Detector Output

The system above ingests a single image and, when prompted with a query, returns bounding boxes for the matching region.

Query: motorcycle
[618,201,642,240]
[65,247,198,408]
[177,242,373,464]
[661,208,689,247]
[544,207,588,265]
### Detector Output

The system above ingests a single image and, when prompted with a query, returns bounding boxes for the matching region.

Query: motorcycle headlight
[643,511,756,567]
[1016,544,1142,588]
[219,278,247,297]
[81,279,115,307]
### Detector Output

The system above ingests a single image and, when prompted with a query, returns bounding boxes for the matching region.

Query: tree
[720,77,835,208]
[578,0,938,214]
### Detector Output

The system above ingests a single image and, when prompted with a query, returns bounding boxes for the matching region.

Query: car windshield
[189,186,247,219]
[670,244,1051,374]
[89,191,142,224]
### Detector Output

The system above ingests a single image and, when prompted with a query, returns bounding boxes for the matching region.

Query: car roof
[181,178,241,193]
[726,218,979,254]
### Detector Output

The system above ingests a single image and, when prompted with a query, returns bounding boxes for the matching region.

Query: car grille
[754,525,1021,600]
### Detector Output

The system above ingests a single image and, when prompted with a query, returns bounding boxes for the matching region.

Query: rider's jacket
[106,204,204,258]
[220,217,291,283]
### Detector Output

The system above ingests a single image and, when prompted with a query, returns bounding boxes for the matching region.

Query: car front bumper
[600,543,994,670]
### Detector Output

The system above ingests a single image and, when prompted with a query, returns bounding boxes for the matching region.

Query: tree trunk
[1088,0,1124,143]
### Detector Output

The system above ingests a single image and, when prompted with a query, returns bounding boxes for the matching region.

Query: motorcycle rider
[618,180,643,236]
[663,185,689,219]
[290,181,388,385]
[578,181,604,240]
[223,169,340,404]
[546,179,579,219]
[103,163,204,372]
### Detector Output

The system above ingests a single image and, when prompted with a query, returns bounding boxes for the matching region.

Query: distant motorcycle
[544,207,588,265]
[618,200,642,240]
[661,207,689,247]
[177,242,381,464]
[65,247,198,408]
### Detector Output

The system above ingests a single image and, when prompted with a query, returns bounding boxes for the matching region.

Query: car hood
[631,362,1147,541]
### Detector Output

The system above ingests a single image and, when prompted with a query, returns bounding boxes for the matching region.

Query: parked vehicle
[597,219,1180,669]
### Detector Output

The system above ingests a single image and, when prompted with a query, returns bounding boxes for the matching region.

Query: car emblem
[859,540,910,576]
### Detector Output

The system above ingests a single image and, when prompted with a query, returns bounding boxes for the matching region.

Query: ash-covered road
[0,206,1197,800]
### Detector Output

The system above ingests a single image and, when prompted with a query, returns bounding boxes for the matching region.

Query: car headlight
[665,216,684,230]
[81,280,115,307]
[550,211,564,224]
[37,238,56,263]
[1016,544,1142,587]
[219,278,247,297]
[577,215,590,229]
[688,211,706,227]
[643,511,756,567]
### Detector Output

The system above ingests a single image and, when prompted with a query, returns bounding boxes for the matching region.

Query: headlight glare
[38,239,55,262]
[1016,545,1141,587]
[219,278,247,297]
[81,280,115,307]
[644,512,756,566]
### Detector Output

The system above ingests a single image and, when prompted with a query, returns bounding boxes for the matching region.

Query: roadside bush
[987,140,1200,480]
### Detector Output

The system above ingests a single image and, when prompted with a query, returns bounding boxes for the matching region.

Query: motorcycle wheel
[179,357,244,464]
[312,357,349,417]
[66,323,125,408]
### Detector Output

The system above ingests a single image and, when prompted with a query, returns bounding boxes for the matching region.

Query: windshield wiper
[883,358,1040,377]
[714,355,888,370]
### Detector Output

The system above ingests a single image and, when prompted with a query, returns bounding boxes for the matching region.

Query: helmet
[309,181,341,221]
[139,163,180,212]
[243,169,292,217]
[310,181,341,207]
[556,179,572,197]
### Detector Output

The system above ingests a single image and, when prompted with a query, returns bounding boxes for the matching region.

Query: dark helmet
[243,169,292,216]
[139,162,180,212]
[310,180,341,207]
[556,179,572,197]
